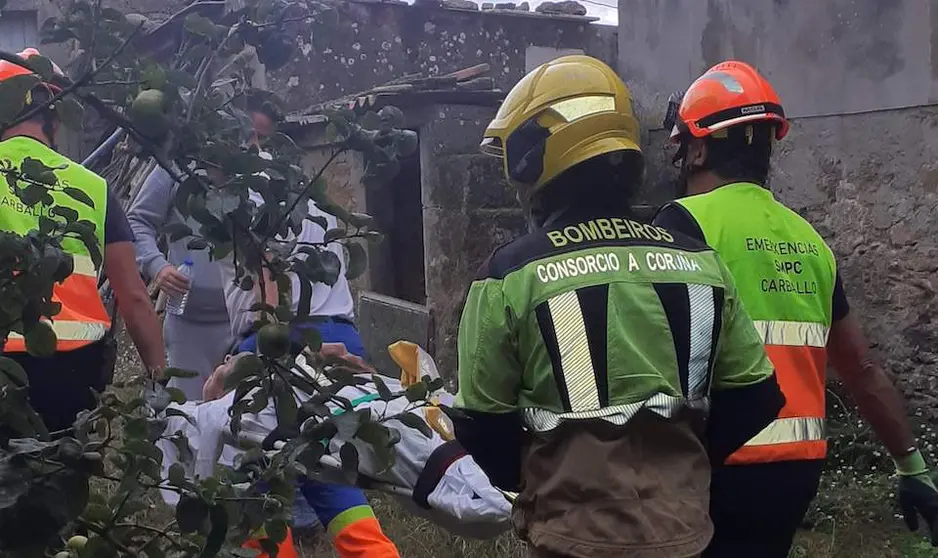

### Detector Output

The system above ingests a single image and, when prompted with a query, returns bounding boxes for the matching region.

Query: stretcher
[156,343,513,540]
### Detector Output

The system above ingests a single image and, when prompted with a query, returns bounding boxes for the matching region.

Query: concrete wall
[620,0,938,412]
[618,0,937,125]
[272,1,617,112]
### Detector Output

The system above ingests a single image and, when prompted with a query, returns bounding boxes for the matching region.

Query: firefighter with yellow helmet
[0,48,164,431]
[451,54,785,557]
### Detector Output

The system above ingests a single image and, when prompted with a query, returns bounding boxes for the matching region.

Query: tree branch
[0,22,144,135]
[264,147,347,243]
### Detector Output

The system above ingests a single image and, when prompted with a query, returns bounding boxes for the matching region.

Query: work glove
[896,449,938,546]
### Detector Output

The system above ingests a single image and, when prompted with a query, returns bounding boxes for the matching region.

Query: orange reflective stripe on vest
[0,137,111,354]
[4,253,110,352]
[674,182,837,466]
[243,526,298,558]
[725,320,828,464]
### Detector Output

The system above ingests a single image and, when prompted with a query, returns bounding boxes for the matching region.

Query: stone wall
[280,3,617,374]
[271,0,617,112]
[621,0,938,412]
[419,104,526,375]
[617,0,937,125]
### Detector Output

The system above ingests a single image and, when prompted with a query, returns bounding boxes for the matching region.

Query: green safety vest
[0,136,110,351]
[674,181,836,463]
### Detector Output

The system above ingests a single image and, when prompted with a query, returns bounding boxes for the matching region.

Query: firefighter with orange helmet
[654,60,938,556]
[0,48,164,430]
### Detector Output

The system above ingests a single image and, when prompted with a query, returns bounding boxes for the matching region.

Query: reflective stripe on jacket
[0,137,111,353]
[674,182,836,464]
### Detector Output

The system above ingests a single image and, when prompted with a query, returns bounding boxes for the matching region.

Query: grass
[110,329,938,557]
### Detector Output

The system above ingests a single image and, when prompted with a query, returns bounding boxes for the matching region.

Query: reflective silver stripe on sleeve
[7,320,108,343]
[751,320,829,348]
[546,290,600,412]
[522,393,706,433]
[743,416,825,446]
[686,284,716,401]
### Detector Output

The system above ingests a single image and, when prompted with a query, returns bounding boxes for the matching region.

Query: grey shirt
[127,166,229,323]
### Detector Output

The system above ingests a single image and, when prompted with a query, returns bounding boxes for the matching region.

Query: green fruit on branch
[128,89,170,142]
[67,535,88,549]
[257,323,291,358]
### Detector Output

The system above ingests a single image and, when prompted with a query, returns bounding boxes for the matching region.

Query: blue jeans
[238,318,366,360]
[241,318,369,530]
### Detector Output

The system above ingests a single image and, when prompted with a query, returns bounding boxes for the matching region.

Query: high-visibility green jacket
[452,207,783,558]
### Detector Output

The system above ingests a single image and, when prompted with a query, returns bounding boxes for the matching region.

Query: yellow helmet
[481,55,642,203]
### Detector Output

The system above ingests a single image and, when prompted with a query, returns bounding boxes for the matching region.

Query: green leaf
[299,326,322,352]
[55,96,84,130]
[166,407,198,428]
[167,69,199,90]
[167,387,187,404]
[176,495,209,533]
[51,205,79,224]
[275,383,298,429]
[347,212,375,228]
[142,63,167,89]
[0,356,28,387]
[323,227,347,243]
[223,354,264,391]
[320,251,341,286]
[239,275,255,291]
[163,367,200,379]
[168,462,187,487]
[200,504,228,557]
[372,375,393,401]
[396,411,432,438]
[38,215,56,234]
[346,242,367,281]
[0,74,39,125]
[404,382,428,403]
[184,13,221,39]
[339,442,359,482]
[163,222,193,241]
[24,321,56,357]
[62,187,95,208]
[145,383,173,413]
[356,421,391,448]
[186,237,209,250]
[274,306,295,322]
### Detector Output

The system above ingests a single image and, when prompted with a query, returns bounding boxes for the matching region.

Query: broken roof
[284,63,505,127]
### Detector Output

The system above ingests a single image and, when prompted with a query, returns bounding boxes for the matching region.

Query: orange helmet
[0,48,64,97]
[668,60,788,143]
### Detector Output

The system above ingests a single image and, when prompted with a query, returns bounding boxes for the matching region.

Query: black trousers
[704,459,825,558]
[8,339,113,433]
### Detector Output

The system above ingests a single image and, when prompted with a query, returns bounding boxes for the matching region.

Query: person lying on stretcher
[201,342,369,401]
[200,342,399,558]
[157,341,512,554]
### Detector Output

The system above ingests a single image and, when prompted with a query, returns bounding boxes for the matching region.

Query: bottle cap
[183,258,193,266]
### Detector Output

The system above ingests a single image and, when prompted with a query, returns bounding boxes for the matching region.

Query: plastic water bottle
[164,258,193,316]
